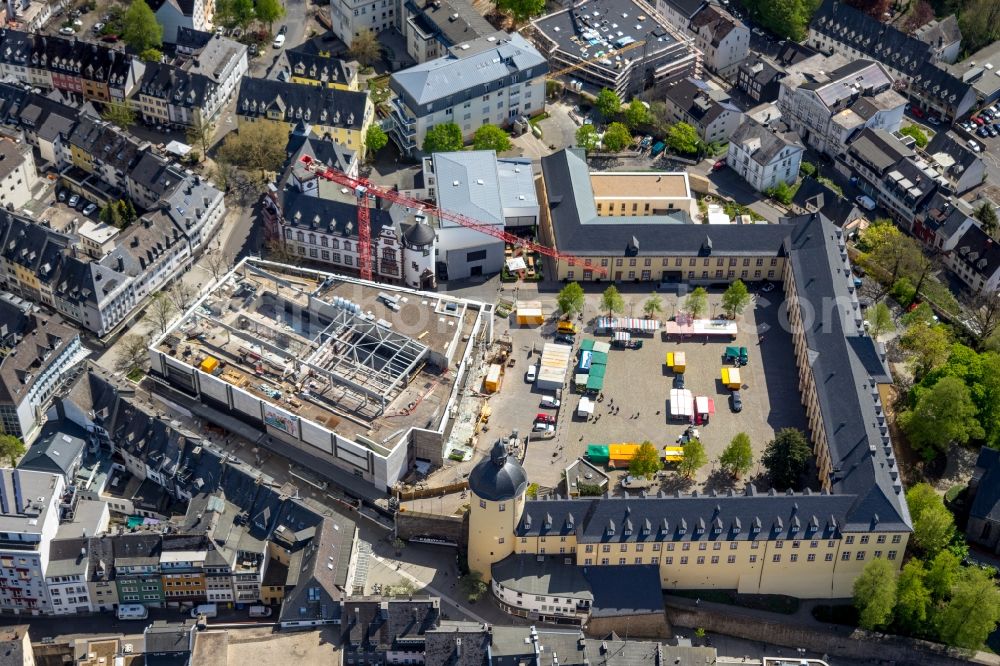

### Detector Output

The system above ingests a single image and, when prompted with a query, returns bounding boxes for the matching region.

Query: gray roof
[432,151,504,227]
[496,158,537,211]
[664,78,740,127]
[731,118,802,167]
[144,620,195,654]
[0,469,61,535]
[847,127,915,175]
[238,77,368,130]
[800,60,893,111]
[404,0,495,48]
[18,423,86,480]
[390,32,547,114]
[659,0,704,18]
[971,447,1000,522]
[278,513,356,624]
[913,15,961,49]
[45,538,89,578]
[468,440,528,502]
[952,224,1000,280]
[491,554,593,600]
[269,48,354,88]
[791,177,861,228]
[424,622,491,666]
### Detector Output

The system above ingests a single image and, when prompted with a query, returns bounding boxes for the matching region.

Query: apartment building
[911,193,978,252]
[136,63,222,130]
[268,48,358,90]
[907,61,976,124]
[778,56,905,156]
[237,77,373,153]
[0,139,36,211]
[114,534,165,606]
[64,116,147,197]
[726,119,804,193]
[149,0,215,43]
[924,131,986,195]
[0,304,85,441]
[686,3,749,77]
[401,0,494,64]
[44,537,94,615]
[662,77,742,144]
[329,0,397,43]
[388,32,547,155]
[0,86,76,168]
[160,537,209,601]
[944,224,1000,295]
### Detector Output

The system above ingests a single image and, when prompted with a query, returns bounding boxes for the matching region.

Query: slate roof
[492,554,593,600]
[664,77,740,126]
[912,16,961,51]
[18,420,86,479]
[847,127,915,175]
[791,177,862,228]
[468,440,528,502]
[660,0,705,19]
[281,188,394,240]
[269,48,355,88]
[971,447,1000,522]
[279,514,356,624]
[0,311,78,406]
[926,131,983,181]
[910,61,972,108]
[739,57,783,88]
[689,3,743,46]
[730,118,802,166]
[238,77,368,129]
[0,212,70,287]
[405,0,495,48]
[424,622,491,666]
[67,115,145,175]
[390,32,547,114]
[139,62,216,109]
[285,132,356,186]
[128,151,186,201]
[916,191,974,240]
[951,224,1000,282]
[45,537,90,578]
[340,597,440,650]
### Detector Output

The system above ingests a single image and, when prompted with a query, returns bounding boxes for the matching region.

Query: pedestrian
[656,410,661,415]
[636,412,641,418]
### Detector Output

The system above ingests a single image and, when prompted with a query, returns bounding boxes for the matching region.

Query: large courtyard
[484,284,812,494]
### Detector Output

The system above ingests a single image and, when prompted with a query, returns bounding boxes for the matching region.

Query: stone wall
[665,598,998,666]
[586,611,671,640]
[396,509,466,544]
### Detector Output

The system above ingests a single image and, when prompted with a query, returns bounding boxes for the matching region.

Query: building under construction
[147,258,491,493]
[531,0,702,96]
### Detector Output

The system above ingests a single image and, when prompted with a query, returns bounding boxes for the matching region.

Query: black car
[730,390,743,412]
[673,374,685,389]
[555,334,575,345]
[278,24,287,35]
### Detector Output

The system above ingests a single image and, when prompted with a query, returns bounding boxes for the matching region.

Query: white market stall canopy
[597,317,661,331]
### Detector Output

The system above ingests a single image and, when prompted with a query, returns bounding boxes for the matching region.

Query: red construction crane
[298,155,607,279]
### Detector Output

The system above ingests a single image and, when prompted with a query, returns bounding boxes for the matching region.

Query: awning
[613,332,631,341]
[597,317,660,331]
[696,396,715,415]
[506,256,527,271]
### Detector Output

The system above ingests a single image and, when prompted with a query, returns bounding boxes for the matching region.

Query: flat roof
[589,172,690,199]
[534,0,676,60]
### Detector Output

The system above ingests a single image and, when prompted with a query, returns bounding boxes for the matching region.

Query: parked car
[92,22,104,31]
[855,194,876,211]
[278,24,287,34]
[100,34,119,42]
[990,126,998,138]
[249,605,272,618]
[525,364,537,383]
[59,26,75,35]
[535,413,555,424]
[672,374,685,389]
[67,194,79,207]
[532,422,555,434]
[57,190,67,202]
[730,390,743,413]
[249,43,259,56]
[910,106,924,118]
[272,34,285,48]
[968,139,982,153]
[540,395,560,409]
[928,116,941,125]
[621,475,655,489]
[973,116,985,125]
[555,334,575,345]
[712,160,726,171]
[83,203,97,216]
[760,280,775,293]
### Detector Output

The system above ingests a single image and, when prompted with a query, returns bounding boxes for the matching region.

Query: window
[825,553,833,561]
[860,535,870,544]
[727,555,736,563]
[682,543,690,551]
[749,555,757,563]
[467,249,487,262]
[772,554,781,562]
[877,535,886,544]
[666,544,674,551]
[874,550,882,558]
[666,557,673,565]
[856,551,866,560]
[680,556,688,565]
[697,556,705,564]
[790,554,798,562]
[699,543,707,551]
[499,503,505,512]
[618,558,626,565]
[888,551,897,560]
[845,536,855,545]
[807,554,816,562]
[776,540,783,549]
[602,545,611,553]
[842,552,851,561]
[620,544,628,552]
[711,556,719,564]
[892,535,901,544]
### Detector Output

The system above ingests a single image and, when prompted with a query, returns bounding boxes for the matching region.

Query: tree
[365,125,388,158]
[761,428,811,490]
[968,292,1000,347]
[665,122,700,155]
[203,245,231,280]
[684,287,708,319]
[117,333,150,374]
[600,285,624,316]
[217,121,288,178]
[628,441,662,479]
[265,239,297,263]
[168,281,199,312]
[905,483,957,557]
[677,438,708,478]
[740,0,816,40]
[472,124,511,153]
[368,78,391,105]
[494,0,545,22]
[865,302,894,340]
[557,282,585,318]
[935,567,1000,649]
[765,180,795,205]
[853,559,897,630]
[601,122,632,153]
[100,199,137,229]
[975,202,999,236]
[900,376,982,461]
[899,125,928,148]
[575,124,599,151]
[101,101,135,129]
[254,0,284,32]
[422,122,463,154]
[216,0,255,29]
[642,294,663,318]
[721,280,750,319]
[186,116,215,161]
[623,99,648,129]
[145,292,177,334]
[139,48,163,63]
[894,560,932,634]
[958,0,1000,54]
[924,550,961,602]
[719,433,753,479]
[595,88,622,120]
[899,322,951,378]
[349,29,381,67]
[459,571,487,602]
[0,433,25,467]
[122,0,162,53]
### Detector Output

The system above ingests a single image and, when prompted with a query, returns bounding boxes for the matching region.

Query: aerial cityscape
[0,0,996,662]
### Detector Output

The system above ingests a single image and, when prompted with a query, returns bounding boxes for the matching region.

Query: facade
[663,77,743,144]
[0,139,37,211]
[942,224,1000,295]
[44,537,94,615]
[532,0,699,98]
[907,61,976,123]
[175,32,249,112]
[402,0,494,64]
[778,56,905,157]
[268,49,358,90]
[736,57,784,105]
[726,119,804,192]
[910,193,978,252]
[388,33,547,155]
[136,63,222,129]
[237,77,373,153]
[329,0,397,43]
[686,3,749,77]
[924,131,985,196]
[149,0,214,43]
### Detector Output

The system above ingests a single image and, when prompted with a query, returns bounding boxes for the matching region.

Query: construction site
[147,258,492,493]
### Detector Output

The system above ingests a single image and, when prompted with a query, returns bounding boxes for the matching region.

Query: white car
[272,34,285,48]
[532,422,555,434]
[540,395,560,409]
[59,26,75,35]
[525,364,538,383]
[67,194,80,208]
[92,22,104,32]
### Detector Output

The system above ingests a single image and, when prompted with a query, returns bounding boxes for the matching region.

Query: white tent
[577,396,595,417]
[669,388,694,421]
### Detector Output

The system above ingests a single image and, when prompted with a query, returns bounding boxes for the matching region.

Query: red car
[910,106,924,118]
[973,116,986,126]
[535,413,555,424]
[100,34,119,42]
[712,160,726,171]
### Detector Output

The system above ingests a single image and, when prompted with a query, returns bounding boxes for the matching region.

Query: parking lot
[483,286,811,494]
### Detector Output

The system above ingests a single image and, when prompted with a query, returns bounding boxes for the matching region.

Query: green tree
[958,0,1000,54]
[600,285,624,316]
[472,124,511,152]
[684,286,708,319]
[853,558,897,630]
[122,0,163,53]
[494,0,545,22]
[575,124,599,151]
[865,302,894,340]
[139,48,162,63]
[975,202,999,236]
[349,29,382,67]
[665,122,700,155]
[719,432,753,478]
[677,438,708,478]
[905,483,957,557]
[935,567,1000,649]
[365,125,388,157]
[925,550,961,602]
[101,101,135,129]
[799,161,817,178]
[422,122,463,154]
[601,122,632,152]
[764,180,795,205]
[899,322,951,378]
[740,0,817,40]
[557,282,585,318]
[216,0,255,28]
[761,428,811,490]
[721,280,750,319]
[186,115,215,161]
[217,121,288,178]
[595,88,622,120]
[642,294,663,318]
[628,441,662,479]
[0,433,25,467]
[894,560,932,634]
[899,125,928,148]
[900,376,983,461]
[623,99,648,129]
[254,0,284,32]
[459,571,487,602]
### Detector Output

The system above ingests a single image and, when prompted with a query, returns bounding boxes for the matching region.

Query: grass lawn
[669,589,800,614]
[126,368,145,383]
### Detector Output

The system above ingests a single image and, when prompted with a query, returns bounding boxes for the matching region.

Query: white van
[249,605,273,618]
[190,603,218,619]
[117,604,148,620]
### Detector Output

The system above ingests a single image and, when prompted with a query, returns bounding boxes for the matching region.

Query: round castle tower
[467,440,528,581]
[401,219,436,290]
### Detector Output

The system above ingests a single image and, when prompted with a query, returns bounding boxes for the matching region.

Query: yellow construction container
[721,367,741,390]
[516,300,544,326]
[666,352,686,373]
[200,356,219,373]
[663,446,685,462]
[483,364,503,393]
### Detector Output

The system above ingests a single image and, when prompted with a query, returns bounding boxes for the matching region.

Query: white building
[944,224,1000,295]
[388,33,548,155]
[686,3,749,77]
[45,538,97,615]
[330,0,397,43]
[149,0,215,43]
[662,78,743,145]
[726,119,804,193]
[0,139,36,212]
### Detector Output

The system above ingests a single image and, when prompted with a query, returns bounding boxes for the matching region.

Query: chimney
[12,469,24,515]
